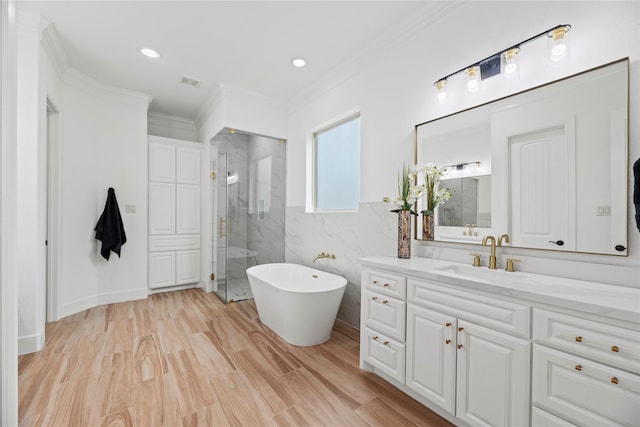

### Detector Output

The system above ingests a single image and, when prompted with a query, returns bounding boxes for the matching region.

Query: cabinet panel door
[176,146,201,184]
[456,320,530,427]
[148,252,176,289]
[149,182,175,234]
[176,184,200,234]
[176,250,200,285]
[149,142,175,182]
[533,344,640,427]
[406,304,457,415]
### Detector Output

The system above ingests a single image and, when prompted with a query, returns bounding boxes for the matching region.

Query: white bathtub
[246,263,347,346]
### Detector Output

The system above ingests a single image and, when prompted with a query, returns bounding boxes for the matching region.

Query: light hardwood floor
[18,288,453,427]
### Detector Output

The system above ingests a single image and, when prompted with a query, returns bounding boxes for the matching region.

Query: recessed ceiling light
[140,47,161,59]
[291,57,306,68]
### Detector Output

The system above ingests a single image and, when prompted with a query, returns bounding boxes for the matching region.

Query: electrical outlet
[125,204,137,214]
[596,205,610,216]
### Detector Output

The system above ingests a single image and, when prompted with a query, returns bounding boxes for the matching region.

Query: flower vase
[397,210,412,259]
[422,213,435,241]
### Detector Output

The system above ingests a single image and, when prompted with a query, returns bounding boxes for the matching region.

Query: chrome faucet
[313,252,335,263]
[481,235,498,269]
[498,233,510,246]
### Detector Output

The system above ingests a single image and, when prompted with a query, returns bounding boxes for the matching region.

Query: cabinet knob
[611,377,619,384]
[575,336,583,342]
[611,345,619,352]
[445,339,451,344]
[445,322,452,327]
[575,364,582,371]
[383,283,390,287]
[371,297,378,301]
[382,300,389,304]
[457,344,463,349]
[373,280,379,284]
[458,327,464,332]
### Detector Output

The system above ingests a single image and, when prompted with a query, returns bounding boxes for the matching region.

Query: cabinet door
[148,252,176,289]
[456,320,530,427]
[406,304,457,415]
[176,184,200,234]
[176,250,200,285]
[176,146,201,184]
[149,142,175,182]
[149,182,175,234]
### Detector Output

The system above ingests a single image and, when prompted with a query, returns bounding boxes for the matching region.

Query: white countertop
[359,256,640,325]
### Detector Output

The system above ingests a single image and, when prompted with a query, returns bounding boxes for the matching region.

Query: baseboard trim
[59,287,149,320]
[18,331,44,355]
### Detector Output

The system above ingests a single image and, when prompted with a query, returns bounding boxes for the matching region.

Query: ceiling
[17,1,430,120]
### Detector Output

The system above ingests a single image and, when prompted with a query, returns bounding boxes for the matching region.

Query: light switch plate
[125,204,136,213]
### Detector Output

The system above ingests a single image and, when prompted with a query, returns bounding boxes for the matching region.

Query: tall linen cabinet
[148,136,202,289]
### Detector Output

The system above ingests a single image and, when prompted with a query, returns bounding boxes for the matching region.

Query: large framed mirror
[415,58,628,256]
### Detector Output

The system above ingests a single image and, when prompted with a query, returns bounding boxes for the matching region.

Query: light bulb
[549,26,570,62]
[466,66,480,93]
[434,79,448,104]
[501,48,519,79]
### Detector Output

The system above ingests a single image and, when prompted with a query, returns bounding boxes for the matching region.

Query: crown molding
[287,1,465,114]
[62,68,152,109]
[194,82,225,130]
[40,22,69,79]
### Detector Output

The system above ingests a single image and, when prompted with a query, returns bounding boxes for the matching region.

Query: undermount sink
[435,264,527,285]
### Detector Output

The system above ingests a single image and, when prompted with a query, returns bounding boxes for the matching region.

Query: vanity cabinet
[148,136,201,289]
[532,309,640,426]
[361,268,530,427]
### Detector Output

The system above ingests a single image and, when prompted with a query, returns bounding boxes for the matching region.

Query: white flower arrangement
[383,163,425,214]
[414,162,453,215]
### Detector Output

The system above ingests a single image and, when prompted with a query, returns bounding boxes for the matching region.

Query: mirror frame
[414,58,630,256]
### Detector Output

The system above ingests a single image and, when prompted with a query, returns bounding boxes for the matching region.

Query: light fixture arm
[433,24,571,86]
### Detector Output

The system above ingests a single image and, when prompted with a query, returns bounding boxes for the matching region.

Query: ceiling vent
[180,76,201,88]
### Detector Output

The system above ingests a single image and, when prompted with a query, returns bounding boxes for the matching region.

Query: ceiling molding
[194,82,225,130]
[40,22,69,79]
[287,1,466,114]
[62,68,153,109]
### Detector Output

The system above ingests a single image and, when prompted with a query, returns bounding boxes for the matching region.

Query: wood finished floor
[18,288,454,427]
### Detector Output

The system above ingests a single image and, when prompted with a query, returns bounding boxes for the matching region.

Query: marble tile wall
[285,202,398,328]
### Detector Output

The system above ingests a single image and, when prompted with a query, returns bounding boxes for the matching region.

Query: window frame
[306,110,361,213]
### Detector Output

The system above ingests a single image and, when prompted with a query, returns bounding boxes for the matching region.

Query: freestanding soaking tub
[246,263,347,346]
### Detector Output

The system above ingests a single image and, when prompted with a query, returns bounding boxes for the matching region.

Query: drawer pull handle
[458,327,464,332]
[383,283,390,287]
[445,322,452,327]
[382,300,388,304]
[575,364,582,371]
[373,280,379,284]
[372,336,389,346]
[371,297,378,301]
[612,345,619,352]
[457,344,463,349]
[445,339,451,344]
[575,336,583,342]
[611,377,619,384]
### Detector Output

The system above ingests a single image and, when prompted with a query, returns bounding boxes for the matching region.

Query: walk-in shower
[211,128,285,303]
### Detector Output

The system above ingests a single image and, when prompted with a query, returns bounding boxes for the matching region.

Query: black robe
[95,187,127,260]
[634,158,640,232]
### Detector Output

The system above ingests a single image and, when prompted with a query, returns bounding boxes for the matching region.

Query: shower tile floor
[216,278,253,302]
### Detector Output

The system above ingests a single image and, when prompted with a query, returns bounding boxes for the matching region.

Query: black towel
[634,158,640,232]
[95,187,127,260]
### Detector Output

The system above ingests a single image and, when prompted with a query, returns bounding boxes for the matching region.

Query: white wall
[148,112,199,142]
[285,1,640,327]
[1,0,19,422]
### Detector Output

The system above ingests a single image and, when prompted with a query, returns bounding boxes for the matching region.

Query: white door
[509,126,576,251]
[406,304,457,415]
[176,250,200,285]
[456,320,530,427]
[149,182,176,234]
[149,142,175,182]
[148,252,176,288]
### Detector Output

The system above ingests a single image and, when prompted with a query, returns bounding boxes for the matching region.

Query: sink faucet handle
[505,258,521,272]
[469,253,482,267]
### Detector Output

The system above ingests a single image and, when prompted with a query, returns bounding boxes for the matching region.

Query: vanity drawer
[532,345,640,427]
[408,279,530,339]
[362,291,406,342]
[533,309,640,374]
[531,407,578,427]
[363,269,406,299]
[362,327,405,383]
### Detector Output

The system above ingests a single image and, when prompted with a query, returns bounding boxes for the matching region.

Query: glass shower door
[214,153,228,302]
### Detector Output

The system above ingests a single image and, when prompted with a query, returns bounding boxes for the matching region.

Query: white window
[309,114,360,212]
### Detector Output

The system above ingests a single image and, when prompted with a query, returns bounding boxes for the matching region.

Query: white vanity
[359,256,640,427]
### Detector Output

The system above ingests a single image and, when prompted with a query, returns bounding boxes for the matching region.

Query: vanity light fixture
[433,24,571,101]
[140,47,162,59]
